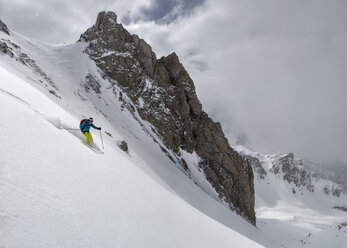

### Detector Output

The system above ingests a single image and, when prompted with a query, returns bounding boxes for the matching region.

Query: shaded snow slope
[0,30,272,247]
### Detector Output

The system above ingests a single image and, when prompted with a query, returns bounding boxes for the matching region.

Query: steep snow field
[0,32,272,247]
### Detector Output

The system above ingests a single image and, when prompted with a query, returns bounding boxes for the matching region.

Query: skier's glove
[98,127,101,130]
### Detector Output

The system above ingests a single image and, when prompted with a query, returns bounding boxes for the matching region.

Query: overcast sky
[1,0,346,164]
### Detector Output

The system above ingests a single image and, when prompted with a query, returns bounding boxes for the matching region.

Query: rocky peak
[0,19,10,35]
[161,52,181,79]
[80,11,256,224]
[159,52,202,118]
[80,11,131,47]
[96,11,117,28]
[244,149,346,198]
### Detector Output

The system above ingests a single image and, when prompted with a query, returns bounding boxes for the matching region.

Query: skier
[80,117,101,145]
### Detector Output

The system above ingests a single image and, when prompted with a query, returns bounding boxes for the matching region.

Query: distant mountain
[235,145,347,247]
[239,149,346,198]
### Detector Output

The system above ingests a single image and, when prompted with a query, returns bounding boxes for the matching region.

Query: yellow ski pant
[82,132,93,145]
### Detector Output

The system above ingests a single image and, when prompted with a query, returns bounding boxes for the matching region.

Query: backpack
[80,119,87,127]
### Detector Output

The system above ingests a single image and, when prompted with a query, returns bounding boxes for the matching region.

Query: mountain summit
[80,11,255,223]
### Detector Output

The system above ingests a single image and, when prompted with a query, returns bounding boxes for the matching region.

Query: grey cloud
[138,0,205,24]
[1,0,94,43]
[188,60,209,71]
[141,0,177,21]
[191,0,347,164]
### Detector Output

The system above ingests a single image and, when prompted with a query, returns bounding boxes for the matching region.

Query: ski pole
[100,130,104,149]
[63,128,80,130]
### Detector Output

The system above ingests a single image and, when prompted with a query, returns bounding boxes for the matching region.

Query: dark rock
[0,19,10,35]
[105,131,113,138]
[96,11,117,28]
[49,90,61,99]
[332,188,341,197]
[117,140,128,152]
[323,186,330,195]
[0,41,14,56]
[180,158,190,171]
[337,222,347,231]
[84,74,101,93]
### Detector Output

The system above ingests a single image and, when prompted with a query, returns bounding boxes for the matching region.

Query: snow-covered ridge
[236,145,346,197]
[235,144,347,247]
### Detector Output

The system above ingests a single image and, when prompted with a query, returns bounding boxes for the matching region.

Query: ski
[87,144,104,155]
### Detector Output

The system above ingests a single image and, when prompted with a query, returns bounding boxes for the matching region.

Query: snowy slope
[236,145,347,247]
[0,28,273,247]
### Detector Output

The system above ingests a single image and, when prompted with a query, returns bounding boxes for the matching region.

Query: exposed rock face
[270,153,314,192]
[268,153,345,196]
[80,11,255,224]
[84,74,101,93]
[0,19,10,35]
[117,140,129,153]
[243,149,346,198]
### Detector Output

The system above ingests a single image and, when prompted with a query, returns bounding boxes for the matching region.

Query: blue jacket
[80,119,100,133]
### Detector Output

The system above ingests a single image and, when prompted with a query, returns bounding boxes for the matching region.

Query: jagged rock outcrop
[267,153,344,196]
[79,11,255,224]
[270,153,314,192]
[0,19,10,35]
[242,148,346,198]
